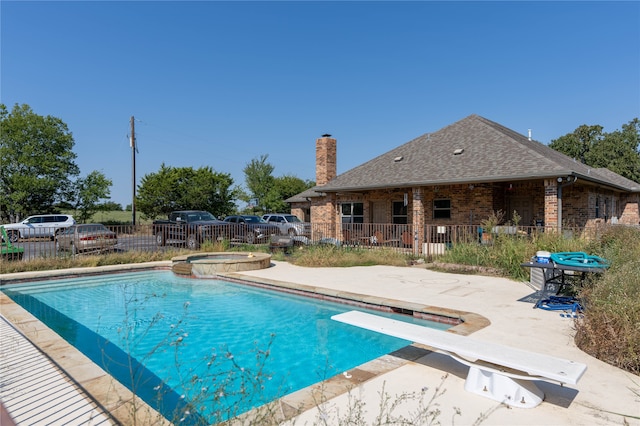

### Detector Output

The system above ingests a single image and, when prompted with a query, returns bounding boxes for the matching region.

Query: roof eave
[318,171,637,193]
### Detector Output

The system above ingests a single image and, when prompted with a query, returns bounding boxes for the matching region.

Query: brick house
[288,115,640,253]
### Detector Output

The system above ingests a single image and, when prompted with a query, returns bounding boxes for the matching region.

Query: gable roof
[316,115,639,193]
[285,187,323,203]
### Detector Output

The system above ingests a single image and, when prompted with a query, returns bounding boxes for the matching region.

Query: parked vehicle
[152,210,228,249]
[222,215,280,244]
[262,213,311,236]
[55,223,118,255]
[2,214,75,243]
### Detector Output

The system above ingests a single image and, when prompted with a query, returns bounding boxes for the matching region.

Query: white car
[262,214,311,236]
[2,214,76,243]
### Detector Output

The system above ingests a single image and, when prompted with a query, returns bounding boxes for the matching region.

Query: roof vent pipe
[528,129,532,141]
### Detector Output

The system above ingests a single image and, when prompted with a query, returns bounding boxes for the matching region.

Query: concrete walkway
[236,261,640,426]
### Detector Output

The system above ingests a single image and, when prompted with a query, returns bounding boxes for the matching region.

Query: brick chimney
[316,134,337,186]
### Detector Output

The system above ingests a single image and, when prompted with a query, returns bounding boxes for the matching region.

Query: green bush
[576,226,640,374]
[440,231,591,280]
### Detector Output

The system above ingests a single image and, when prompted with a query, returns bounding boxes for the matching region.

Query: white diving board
[331,310,587,408]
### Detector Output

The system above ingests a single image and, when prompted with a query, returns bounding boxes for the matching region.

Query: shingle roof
[589,168,640,190]
[285,187,324,203]
[317,115,639,193]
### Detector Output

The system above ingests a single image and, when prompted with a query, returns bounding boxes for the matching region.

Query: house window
[595,196,600,218]
[341,203,364,224]
[392,201,408,224]
[433,199,451,219]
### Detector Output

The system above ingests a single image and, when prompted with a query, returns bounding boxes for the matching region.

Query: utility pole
[130,116,136,226]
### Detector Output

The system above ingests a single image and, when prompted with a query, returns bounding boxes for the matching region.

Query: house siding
[310,193,337,239]
[292,181,639,254]
[619,194,640,225]
[544,180,559,228]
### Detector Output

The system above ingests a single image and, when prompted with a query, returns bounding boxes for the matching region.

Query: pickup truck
[152,210,228,250]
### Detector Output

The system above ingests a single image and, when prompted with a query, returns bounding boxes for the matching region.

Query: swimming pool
[2,271,451,424]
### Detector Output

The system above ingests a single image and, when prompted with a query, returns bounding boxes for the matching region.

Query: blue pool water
[3,271,450,423]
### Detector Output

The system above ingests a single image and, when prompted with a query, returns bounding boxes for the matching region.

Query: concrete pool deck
[233,261,640,426]
[1,260,639,425]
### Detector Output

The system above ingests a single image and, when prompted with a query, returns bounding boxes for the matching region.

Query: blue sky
[2,1,639,208]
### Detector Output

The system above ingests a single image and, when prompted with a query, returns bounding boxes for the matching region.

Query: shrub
[440,230,592,280]
[576,226,640,374]
[288,245,412,268]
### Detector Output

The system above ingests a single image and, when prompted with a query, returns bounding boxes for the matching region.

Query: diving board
[331,310,587,408]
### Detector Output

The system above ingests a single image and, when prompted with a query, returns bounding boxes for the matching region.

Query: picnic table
[521,260,607,294]
[521,259,608,313]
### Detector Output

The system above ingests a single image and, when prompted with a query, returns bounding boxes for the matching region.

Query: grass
[282,245,413,268]
[0,249,178,273]
[575,226,640,375]
[439,231,588,280]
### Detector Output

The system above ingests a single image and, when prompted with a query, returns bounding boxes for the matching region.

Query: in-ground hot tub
[171,252,271,277]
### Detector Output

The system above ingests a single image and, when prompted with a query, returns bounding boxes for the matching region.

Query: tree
[70,171,113,223]
[99,201,124,211]
[549,124,604,165]
[549,119,640,183]
[136,164,236,219]
[588,118,640,183]
[263,175,315,213]
[242,154,275,212]
[0,103,80,222]
[241,155,315,214]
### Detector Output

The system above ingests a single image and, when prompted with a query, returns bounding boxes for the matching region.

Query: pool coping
[0,262,490,425]
[0,262,173,426]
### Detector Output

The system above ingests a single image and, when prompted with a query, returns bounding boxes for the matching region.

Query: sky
[2,1,639,208]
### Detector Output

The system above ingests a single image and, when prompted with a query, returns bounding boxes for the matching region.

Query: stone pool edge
[220,271,490,335]
[0,262,490,425]
[0,261,172,426]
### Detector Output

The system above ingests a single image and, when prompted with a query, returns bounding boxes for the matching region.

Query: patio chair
[371,230,398,246]
[342,229,356,246]
[401,231,413,247]
[371,230,383,245]
[376,227,402,247]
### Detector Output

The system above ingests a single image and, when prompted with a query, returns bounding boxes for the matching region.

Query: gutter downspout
[557,177,578,232]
